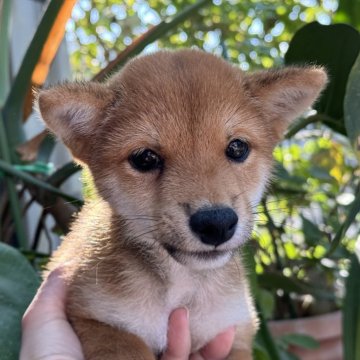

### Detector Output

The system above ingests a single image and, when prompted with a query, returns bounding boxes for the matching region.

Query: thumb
[161,308,191,360]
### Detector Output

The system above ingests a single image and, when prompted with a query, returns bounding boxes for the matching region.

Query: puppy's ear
[245,67,327,139]
[37,82,113,163]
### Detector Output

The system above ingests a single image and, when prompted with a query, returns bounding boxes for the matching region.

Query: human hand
[20,269,235,360]
[163,308,235,360]
[20,268,84,360]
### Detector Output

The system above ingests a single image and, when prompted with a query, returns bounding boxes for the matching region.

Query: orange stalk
[31,0,76,86]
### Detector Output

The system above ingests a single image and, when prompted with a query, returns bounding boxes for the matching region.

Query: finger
[20,267,83,360]
[22,267,67,329]
[161,308,191,360]
[198,326,235,360]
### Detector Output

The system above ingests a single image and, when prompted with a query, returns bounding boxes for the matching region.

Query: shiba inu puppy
[38,49,327,359]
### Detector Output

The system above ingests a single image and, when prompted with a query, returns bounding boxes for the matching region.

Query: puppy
[38,49,327,359]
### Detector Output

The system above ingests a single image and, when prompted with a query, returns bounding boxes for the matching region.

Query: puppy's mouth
[163,244,230,262]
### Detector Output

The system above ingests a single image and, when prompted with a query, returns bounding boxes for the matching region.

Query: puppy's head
[38,50,327,269]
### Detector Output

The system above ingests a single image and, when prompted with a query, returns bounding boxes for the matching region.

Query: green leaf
[285,22,360,134]
[243,244,281,359]
[38,162,82,207]
[242,242,259,297]
[327,185,360,256]
[0,112,27,247]
[14,162,54,176]
[0,243,40,360]
[258,272,335,301]
[301,215,325,246]
[280,333,319,350]
[274,162,305,187]
[46,162,81,188]
[344,52,360,155]
[343,254,360,360]
[257,289,275,320]
[309,165,333,181]
[278,349,299,360]
[256,310,282,360]
[253,341,271,360]
[285,114,326,139]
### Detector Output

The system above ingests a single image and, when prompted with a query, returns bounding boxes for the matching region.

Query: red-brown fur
[38,50,327,359]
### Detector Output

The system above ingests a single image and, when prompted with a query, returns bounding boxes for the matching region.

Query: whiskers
[130,225,161,242]
[232,189,248,202]
[120,213,163,245]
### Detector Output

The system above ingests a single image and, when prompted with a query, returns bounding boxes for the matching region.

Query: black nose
[189,207,238,247]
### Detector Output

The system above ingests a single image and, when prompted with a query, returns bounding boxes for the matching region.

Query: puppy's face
[38,50,327,269]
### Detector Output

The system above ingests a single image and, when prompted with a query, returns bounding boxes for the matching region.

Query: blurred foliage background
[67,0,358,77]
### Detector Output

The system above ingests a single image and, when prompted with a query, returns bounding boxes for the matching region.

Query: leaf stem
[0,111,27,248]
[0,159,83,207]
[285,114,335,139]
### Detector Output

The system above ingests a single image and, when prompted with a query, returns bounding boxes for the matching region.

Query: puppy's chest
[87,270,247,354]
[166,274,246,352]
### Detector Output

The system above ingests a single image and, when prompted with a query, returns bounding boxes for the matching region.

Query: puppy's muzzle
[189,207,238,247]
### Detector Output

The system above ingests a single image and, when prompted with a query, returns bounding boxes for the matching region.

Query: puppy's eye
[129,149,163,172]
[226,139,250,162]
